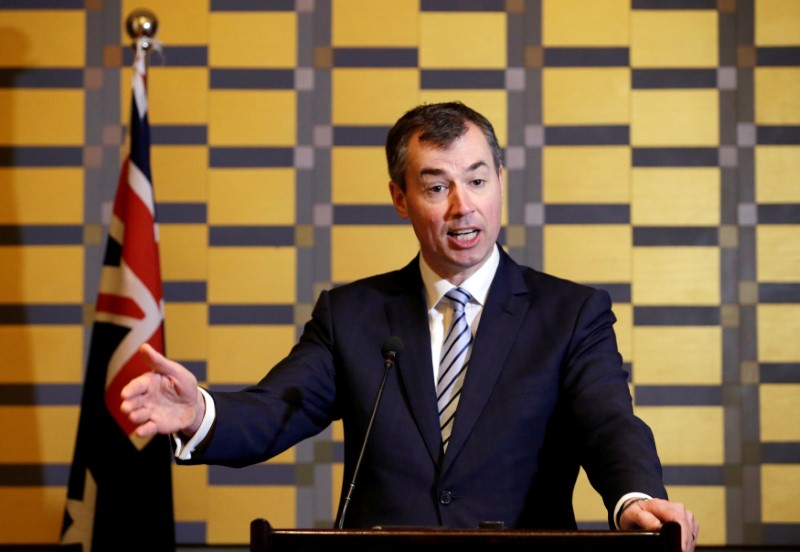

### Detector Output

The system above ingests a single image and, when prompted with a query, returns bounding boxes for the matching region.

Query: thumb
[138,343,178,377]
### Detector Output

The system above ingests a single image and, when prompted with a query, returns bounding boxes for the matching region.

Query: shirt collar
[419,244,500,310]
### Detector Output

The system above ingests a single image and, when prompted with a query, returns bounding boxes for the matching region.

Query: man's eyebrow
[419,160,489,179]
[466,160,489,173]
[419,167,446,178]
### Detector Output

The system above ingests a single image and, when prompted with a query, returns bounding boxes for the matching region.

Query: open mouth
[448,229,478,241]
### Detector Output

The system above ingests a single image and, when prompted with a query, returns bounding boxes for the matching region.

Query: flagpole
[61,7,174,551]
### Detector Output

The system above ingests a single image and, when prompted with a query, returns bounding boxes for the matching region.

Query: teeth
[451,229,477,241]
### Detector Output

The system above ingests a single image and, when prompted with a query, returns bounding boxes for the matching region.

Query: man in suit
[121,101,698,550]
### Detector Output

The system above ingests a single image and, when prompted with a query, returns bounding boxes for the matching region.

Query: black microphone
[335,336,403,529]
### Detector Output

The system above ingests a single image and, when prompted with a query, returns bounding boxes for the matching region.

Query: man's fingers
[634,499,697,552]
[133,420,158,439]
[119,371,151,401]
[625,500,663,530]
[124,401,151,424]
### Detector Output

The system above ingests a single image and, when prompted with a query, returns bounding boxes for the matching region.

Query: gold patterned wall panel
[0,0,798,547]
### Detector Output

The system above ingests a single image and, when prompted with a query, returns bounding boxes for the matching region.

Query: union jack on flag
[62,38,175,551]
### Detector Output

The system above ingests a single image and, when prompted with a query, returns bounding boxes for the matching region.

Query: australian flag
[61,38,175,551]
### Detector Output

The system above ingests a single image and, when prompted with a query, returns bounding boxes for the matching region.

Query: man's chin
[447,247,493,272]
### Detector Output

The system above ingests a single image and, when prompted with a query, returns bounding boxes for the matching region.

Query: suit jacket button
[439,490,452,505]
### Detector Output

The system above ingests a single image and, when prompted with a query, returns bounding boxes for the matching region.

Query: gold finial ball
[126,8,158,41]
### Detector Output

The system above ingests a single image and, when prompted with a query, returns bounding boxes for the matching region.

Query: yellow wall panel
[632,247,720,305]
[756,146,800,203]
[631,90,719,146]
[755,0,800,45]
[151,146,208,203]
[0,90,84,145]
[665,486,726,546]
[0,246,83,302]
[122,67,209,126]
[755,68,800,124]
[208,247,296,303]
[0,326,84,384]
[572,467,610,521]
[761,465,800,523]
[0,168,83,223]
[633,327,722,384]
[172,464,209,521]
[632,168,720,226]
[210,13,297,67]
[332,226,419,282]
[332,147,391,204]
[0,2,797,546]
[332,0,419,47]
[631,11,718,68]
[760,384,800,441]
[159,224,208,280]
[207,486,296,543]
[209,91,296,146]
[543,146,631,204]
[332,419,344,441]
[756,225,800,282]
[636,406,723,464]
[419,90,508,147]
[0,406,78,463]
[208,325,297,383]
[265,447,298,465]
[332,462,344,516]
[209,169,295,224]
[542,0,629,46]
[0,487,65,543]
[758,305,800,363]
[163,303,208,362]
[544,225,631,282]
[0,12,85,67]
[543,68,630,125]
[420,13,506,68]
[332,69,419,125]
[122,0,209,44]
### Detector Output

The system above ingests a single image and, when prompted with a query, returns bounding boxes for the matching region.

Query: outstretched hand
[120,343,204,439]
[619,497,699,552]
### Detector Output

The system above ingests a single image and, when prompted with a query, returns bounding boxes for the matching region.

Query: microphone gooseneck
[334,336,403,529]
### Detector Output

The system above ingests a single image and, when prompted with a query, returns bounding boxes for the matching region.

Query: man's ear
[389,181,409,219]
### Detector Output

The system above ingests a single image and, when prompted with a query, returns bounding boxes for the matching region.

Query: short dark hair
[385,101,503,191]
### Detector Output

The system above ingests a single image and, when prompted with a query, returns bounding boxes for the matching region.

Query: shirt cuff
[173,387,215,461]
[613,492,653,530]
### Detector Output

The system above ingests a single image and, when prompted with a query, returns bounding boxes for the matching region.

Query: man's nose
[449,183,474,214]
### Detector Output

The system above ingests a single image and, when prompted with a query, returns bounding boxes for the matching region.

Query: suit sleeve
[182,289,340,467]
[562,289,668,521]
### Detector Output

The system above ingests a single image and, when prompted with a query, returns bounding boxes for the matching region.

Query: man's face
[389,122,503,285]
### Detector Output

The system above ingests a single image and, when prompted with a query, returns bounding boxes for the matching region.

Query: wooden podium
[250,518,682,552]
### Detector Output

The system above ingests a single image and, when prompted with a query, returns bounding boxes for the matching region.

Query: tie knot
[444,287,471,313]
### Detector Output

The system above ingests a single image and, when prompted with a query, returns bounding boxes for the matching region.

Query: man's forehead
[409,127,492,169]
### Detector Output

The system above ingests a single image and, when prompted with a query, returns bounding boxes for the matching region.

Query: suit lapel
[441,250,529,470]
[384,260,442,463]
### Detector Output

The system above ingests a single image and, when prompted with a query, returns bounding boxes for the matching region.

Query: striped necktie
[437,287,473,452]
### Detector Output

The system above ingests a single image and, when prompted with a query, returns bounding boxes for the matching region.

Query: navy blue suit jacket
[186,248,667,529]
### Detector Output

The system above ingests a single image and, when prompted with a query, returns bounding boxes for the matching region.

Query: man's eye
[427,185,447,194]
[471,179,485,187]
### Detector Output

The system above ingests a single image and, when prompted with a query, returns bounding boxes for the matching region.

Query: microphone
[335,336,403,529]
